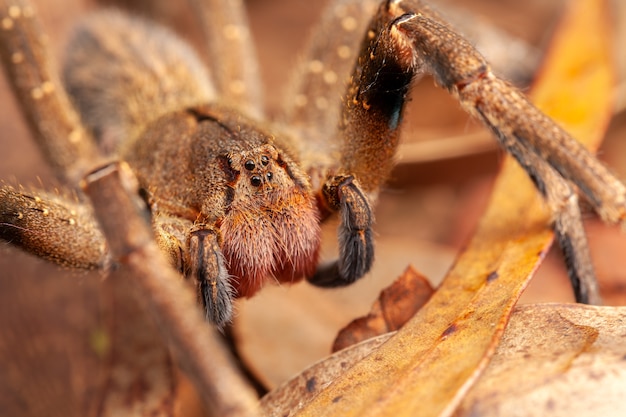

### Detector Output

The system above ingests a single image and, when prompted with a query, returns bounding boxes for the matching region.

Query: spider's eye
[250,175,262,187]
[266,172,273,181]
[244,160,256,171]
[261,155,270,166]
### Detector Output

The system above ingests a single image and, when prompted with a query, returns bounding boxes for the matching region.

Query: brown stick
[82,162,260,417]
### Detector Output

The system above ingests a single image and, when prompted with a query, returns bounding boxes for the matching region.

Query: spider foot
[309,176,374,287]
[556,218,600,305]
[188,227,234,328]
[500,136,603,305]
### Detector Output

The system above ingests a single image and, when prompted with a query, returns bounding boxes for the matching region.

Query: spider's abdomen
[63,10,214,154]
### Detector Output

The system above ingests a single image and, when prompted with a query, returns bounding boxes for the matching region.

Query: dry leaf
[261,334,392,417]
[0,263,186,417]
[455,304,626,417]
[261,0,616,415]
[232,234,453,389]
[0,264,103,417]
[96,272,178,417]
[263,304,626,417]
[332,265,434,353]
[0,0,619,416]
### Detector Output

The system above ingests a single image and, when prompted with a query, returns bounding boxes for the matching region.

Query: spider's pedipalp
[309,1,436,287]
[309,175,373,287]
[336,178,374,282]
[188,227,233,328]
[81,161,261,415]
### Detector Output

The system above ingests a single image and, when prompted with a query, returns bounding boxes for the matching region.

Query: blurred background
[1,0,625,414]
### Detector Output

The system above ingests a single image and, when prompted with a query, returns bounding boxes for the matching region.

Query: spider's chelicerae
[0,0,625,328]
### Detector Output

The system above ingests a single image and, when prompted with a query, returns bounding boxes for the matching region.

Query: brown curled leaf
[332,265,434,353]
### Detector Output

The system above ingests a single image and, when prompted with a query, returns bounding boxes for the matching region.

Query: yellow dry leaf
[263,304,626,417]
[263,0,616,415]
[456,304,626,417]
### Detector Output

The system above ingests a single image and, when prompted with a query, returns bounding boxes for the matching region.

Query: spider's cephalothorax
[1,0,625,328]
[123,105,322,302]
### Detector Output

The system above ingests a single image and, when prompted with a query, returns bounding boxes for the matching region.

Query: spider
[0,0,625,331]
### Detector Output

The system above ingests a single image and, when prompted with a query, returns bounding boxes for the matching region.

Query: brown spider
[0,0,624,332]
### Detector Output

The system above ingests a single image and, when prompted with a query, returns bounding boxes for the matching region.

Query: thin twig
[82,163,261,417]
